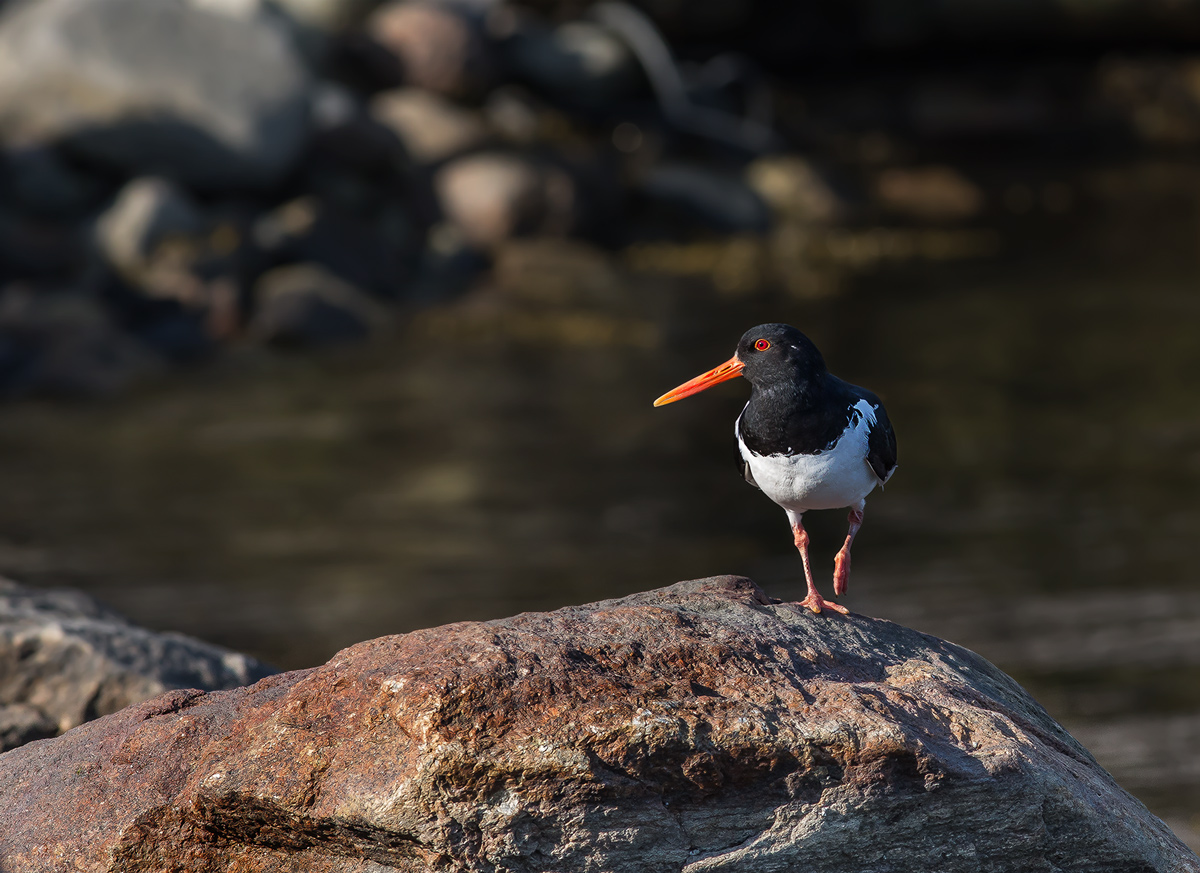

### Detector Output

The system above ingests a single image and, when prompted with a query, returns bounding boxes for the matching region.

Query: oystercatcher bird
[654,323,897,614]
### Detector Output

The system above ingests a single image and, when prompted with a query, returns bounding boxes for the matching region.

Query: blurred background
[1,0,1199,849]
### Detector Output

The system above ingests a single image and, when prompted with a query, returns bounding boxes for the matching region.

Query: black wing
[865,400,898,484]
[828,376,898,483]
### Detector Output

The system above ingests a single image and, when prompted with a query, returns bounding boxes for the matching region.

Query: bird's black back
[737,373,898,483]
[730,323,897,485]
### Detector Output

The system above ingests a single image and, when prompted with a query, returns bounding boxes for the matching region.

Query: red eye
[754,339,771,351]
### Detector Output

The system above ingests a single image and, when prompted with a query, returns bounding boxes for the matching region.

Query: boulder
[0,0,311,190]
[0,145,110,222]
[94,178,207,279]
[0,577,275,751]
[369,88,490,165]
[0,287,159,398]
[252,197,417,299]
[364,0,493,98]
[0,209,87,280]
[500,17,643,109]
[307,80,398,174]
[250,262,391,347]
[92,177,251,341]
[434,151,577,249]
[0,576,1195,872]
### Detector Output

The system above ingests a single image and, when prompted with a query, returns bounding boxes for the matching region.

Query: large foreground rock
[0,578,275,751]
[1,576,1196,872]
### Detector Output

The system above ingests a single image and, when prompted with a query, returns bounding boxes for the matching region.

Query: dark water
[1,160,1198,848]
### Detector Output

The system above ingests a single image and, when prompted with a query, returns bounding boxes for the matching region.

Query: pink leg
[833,508,864,596]
[790,513,848,615]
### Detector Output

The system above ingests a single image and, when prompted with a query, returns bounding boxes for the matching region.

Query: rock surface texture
[0,578,275,751]
[1,576,1196,872]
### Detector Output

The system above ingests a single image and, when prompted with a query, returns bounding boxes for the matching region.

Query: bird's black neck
[739,372,856,457]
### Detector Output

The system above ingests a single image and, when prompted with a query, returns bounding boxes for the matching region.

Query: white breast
[737,399,881,513]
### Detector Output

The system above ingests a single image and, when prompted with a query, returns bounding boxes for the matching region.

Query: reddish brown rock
[1,576,1196,872]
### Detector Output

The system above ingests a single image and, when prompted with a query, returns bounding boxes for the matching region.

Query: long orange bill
[653,355,744,407]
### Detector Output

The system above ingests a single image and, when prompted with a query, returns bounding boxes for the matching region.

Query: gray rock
[482,85,545,145]
[434,151,577,249]
[252,197,418,298]
[0,287,159,398]
[311,79,362,132]
[369,87,490,165]
[194,0,379,62]
[94,177,205,279]
[0,146,110,222]
[251,262,390,347]
[0,209,87,279]
[502,17,642,108]
[91,177,244,338]
[365,0,493,97]
[0,0,311,190]
[0,576,276,750]
[0,703,57,749]
[305,82,413,206]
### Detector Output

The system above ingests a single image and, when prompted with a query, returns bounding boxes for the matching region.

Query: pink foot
[833,551,851,596]
[796,592,850,615]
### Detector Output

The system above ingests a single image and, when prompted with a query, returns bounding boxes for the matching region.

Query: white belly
[737,399,880,512]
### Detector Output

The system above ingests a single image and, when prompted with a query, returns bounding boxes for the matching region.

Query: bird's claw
[796,593,850,615]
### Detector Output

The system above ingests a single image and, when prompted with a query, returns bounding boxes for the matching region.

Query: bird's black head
[653,322,828,408]
[735,324,827,390]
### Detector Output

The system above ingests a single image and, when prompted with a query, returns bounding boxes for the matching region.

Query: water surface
[1,159,1198,848]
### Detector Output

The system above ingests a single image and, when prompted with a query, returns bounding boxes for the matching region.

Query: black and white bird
[654,323,897,615]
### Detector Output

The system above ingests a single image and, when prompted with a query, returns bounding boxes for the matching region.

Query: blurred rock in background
[2,0,1200,398]
[0,0,311,189]
[0,576,276,750]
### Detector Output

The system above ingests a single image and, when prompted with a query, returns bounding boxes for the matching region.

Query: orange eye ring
[754,339,771,351]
